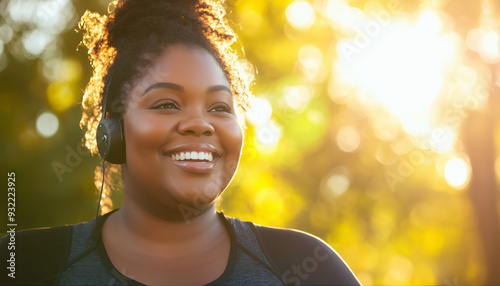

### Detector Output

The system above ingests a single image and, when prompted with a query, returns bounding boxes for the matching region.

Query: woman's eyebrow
[207,85,232,95]
[142,82,184,96]
[141,82,232,96]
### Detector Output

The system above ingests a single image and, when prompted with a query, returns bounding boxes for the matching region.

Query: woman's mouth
[170,151,214,162]
[167,151,219,174]
[163,144,221,174]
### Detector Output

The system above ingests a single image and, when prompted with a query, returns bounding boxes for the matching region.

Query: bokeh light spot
[0,24,14,43]
[478,30,500,63]
[376,143,398,165]
[321,166,350,198]
[298,45,322,68]
[327,175,349,197]
[390,137,414,155]
[383,255,414,285]
[467,29,482,52]
[255,120,282,151]
[36,111,59,138]
[444,157,470,189]
[284,85,311,110]
[373,117,399,142]
[336,126,361,152]
[247,97,272,126]
[307,109,324,124]
[324,0,359,29]
[286,0,315,30]
[456,65,477,89]
[22,29,51,56]
[46,82,78,112]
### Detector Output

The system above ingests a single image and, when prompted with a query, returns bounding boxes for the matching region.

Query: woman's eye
[153,101,179,109]
[210,104,231,113]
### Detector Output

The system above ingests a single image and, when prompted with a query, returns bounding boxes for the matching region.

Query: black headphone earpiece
[96,72,126,164]
[96,117,125,164]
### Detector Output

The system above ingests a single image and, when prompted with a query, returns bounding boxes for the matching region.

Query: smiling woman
[121,45,244,219]
[0,0,360,285]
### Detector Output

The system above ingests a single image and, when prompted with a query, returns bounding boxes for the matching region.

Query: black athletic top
[0,210,360,285]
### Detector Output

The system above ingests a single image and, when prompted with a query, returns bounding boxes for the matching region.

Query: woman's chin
[172,190,219,209]
[166,179,224,203]
[173,195,217,222]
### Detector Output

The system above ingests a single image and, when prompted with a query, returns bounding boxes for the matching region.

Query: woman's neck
[113,198,223,246]
[101,196,231,284]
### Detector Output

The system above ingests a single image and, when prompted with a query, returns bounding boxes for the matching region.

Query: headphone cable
[95,159,106,219]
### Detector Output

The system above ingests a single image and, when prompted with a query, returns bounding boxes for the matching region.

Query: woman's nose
[177,116,215,136]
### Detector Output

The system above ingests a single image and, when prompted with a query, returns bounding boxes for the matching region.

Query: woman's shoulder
[1,223,72,243]
[0,216,102,285]
[1,224,72,285]
[224,214,361,285]
[0,223,73,264]
[253,222,332,252]
[254,223,360,285]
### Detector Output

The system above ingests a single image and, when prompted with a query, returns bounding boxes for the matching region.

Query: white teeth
[170,151,214,162]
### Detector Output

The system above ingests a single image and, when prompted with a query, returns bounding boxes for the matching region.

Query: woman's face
[122,44,243,217]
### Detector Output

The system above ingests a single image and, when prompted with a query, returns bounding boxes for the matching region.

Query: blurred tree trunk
[461,66,500,285]
[449,0,500,282]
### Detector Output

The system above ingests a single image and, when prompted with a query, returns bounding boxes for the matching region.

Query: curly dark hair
[77,0,252,212]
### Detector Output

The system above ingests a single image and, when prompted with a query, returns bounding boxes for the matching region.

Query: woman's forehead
[132,44,230,95]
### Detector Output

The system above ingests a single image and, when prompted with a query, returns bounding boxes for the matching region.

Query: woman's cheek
[125,113,168,156]
[220,119,244,170]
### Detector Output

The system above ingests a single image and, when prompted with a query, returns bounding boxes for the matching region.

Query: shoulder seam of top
[52,224,73,283]
[54,221,99,284]
[233,221,286,284]
[249,223,284,279]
